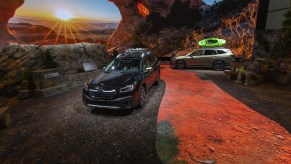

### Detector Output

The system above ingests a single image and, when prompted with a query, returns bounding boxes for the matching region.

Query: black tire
[154,71,160,85]
[138,86,146,108]
[213,61,225,71]
[176,61,186,70]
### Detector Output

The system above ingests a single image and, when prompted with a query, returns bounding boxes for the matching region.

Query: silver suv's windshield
[104,59,142,73]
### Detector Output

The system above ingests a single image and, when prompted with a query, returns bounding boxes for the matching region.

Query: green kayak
[198,38,226,47]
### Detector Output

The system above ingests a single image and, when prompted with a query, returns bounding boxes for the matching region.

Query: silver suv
[170,47,235,70]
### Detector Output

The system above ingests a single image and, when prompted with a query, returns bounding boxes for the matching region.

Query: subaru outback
[82,48,160,109]
[170,47,235,70]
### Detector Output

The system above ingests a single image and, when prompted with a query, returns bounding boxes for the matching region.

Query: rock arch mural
[0,0,260,58]
[0,0,205,52]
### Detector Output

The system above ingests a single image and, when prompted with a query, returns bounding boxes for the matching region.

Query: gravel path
[0,81,165,163]
[188,69,291,133]
[1,68,290,163]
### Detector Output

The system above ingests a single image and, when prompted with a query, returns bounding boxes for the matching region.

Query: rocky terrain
[107,0,204,53]
[0,0,257,57]
[0,43,111,92]
[0,0,260,92]
[107,0,256,56]
[8,23,74,45]
[7,23,115,45]
[0,0,204,53]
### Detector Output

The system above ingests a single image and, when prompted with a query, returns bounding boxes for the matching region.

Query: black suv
[82,48,160,109]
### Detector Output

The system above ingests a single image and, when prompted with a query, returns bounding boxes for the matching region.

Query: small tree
[273,4,291,59]
[182,29,206,50]
[41,50,58,69]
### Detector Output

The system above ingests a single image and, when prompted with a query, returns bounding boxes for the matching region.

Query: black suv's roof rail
[116,48,151,59]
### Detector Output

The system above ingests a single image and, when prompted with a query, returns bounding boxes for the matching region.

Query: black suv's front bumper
[82,93,135,110]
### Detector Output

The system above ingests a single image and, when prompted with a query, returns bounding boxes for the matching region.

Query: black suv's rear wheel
[213,61,225,71]
[138,86,146,108]
[176,61,186,70]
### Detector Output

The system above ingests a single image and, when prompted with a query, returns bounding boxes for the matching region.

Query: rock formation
[0,43,110,90]
[107,0,203,52]
[0,0,203,53]
[0,0,24,50]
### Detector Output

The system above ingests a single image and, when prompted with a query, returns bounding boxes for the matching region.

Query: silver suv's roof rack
[199,47,226,49]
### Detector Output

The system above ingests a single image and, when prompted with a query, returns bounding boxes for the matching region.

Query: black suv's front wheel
[154,71,160,85]
[138,86,146,108]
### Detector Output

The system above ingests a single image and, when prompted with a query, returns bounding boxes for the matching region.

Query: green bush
[41,50,58,69]
[211,0,252,16]
[272,4,291,59]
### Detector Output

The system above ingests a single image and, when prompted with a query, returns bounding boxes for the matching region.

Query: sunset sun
[55,9,73,21]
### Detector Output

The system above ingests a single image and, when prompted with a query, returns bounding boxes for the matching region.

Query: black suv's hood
[91,71,138,87]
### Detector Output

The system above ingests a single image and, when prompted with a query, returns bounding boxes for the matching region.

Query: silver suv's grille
[89,89,117,100]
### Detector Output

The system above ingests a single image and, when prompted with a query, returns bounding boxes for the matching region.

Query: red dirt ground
[158,66,291,163]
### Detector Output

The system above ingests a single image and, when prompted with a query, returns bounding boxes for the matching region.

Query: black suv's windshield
[105,59,142,73]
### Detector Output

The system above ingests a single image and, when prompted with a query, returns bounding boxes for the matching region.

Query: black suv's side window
[204,50,217,55]
[149,56,157,66]
[143,57,151,70]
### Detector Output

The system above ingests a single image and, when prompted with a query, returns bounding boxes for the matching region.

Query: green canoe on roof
[198,38,226,47]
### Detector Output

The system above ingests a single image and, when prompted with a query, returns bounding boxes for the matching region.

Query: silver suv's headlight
[120,81,137,93]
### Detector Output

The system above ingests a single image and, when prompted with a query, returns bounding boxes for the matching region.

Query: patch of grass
[156,121,187,164]
[197,73,212,81]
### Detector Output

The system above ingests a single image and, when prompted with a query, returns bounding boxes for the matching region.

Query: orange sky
[14,0,121,21]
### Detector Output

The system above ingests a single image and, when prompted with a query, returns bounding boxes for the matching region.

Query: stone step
[35,84,68,98]
[17,90,32,100]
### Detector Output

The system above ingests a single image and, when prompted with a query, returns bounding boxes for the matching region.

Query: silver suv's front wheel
[213,61,225,71]
[176,61,186,70]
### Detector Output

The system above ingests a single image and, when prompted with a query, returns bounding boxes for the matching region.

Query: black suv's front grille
[89,89,117,100]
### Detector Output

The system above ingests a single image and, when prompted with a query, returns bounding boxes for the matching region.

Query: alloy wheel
[176,61,186,70]
[213,61,225,71]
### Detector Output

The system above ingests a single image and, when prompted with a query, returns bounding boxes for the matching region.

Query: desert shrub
[255,30,270,52]
[41,50,58,69]
[182,29,206,50]
[23,68,36,92]
[211,0,252,16]
[272,4,291,59]
[182,0,258,58]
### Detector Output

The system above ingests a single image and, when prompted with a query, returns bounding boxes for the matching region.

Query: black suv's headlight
[84,82,88,90]
[120,82,137,93]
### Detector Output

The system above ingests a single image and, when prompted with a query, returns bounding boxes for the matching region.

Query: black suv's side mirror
[145,67,153,73]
